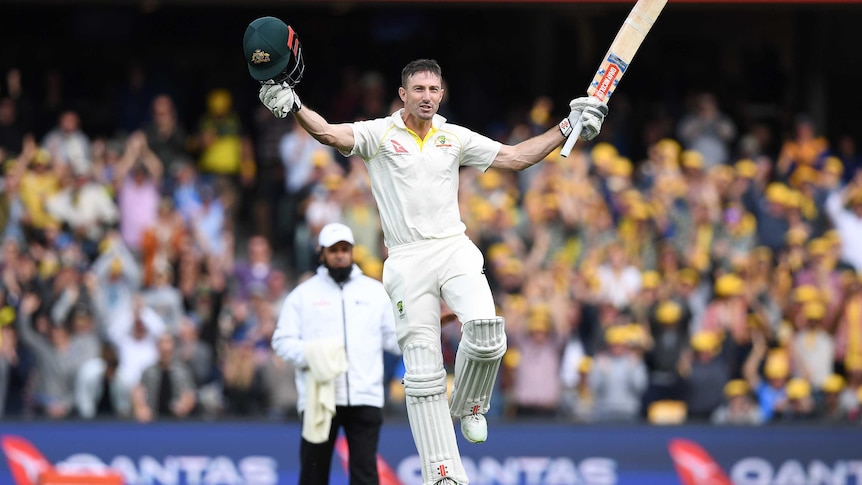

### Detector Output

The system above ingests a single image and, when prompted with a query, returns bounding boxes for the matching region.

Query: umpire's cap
[319,223,355,248]
[243,16,304,85]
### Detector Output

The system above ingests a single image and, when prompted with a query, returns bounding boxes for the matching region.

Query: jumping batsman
[244,16,608,485]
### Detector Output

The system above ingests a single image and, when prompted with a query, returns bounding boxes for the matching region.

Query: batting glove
[259,82,302,118]
[559,96,608,141]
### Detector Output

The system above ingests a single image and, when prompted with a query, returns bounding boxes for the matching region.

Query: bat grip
[560,117,584,158]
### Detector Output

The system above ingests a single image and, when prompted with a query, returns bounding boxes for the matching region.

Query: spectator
[676,93,736,168]
[41,110,91,175]
[818,373,851,422]
[596,243,642,309]
[174,315,213,388]
[45,165,118,260]
[682,330,728,421]
[644,300,689,410]
[589,325,648,422]
[142,94,190,176]
[710,379,762,425]
[114,131,163,253]
[232,235,276,301]
[789,301,834,391]
[825,183,862,273]
[744,335,791,423]
[131,333,197,422]
[192,88,255,230]
[139,196,186,287]
[15,293,82,418]
[141,261,184,335]
[506,303,567,418]
[777,378,817,422]
[99,298,167,417]
[18,148,60,232]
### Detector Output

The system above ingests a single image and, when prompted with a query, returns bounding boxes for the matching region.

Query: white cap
[318,223,355,248]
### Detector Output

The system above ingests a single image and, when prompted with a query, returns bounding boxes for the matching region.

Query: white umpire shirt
[345,109,502,249]
[272,264,400,413]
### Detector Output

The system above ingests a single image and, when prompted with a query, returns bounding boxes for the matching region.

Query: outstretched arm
[490,96,607,171]
[259,84,355,154]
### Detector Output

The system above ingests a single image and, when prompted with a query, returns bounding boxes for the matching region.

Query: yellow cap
[680,150,704,169]
[735,159,757,178]
[724,379,749,398]
[691,331,720,352]
[207,88,232,116]
[822,374,845,394]
[612,157,633,177]
[803,301,826,321]
[786,378,811,400]
[823,156,844,176]
[655,138,682,157]
[785,227,809,246]
[807,238,831,256]
[655,300,682,325]
[792,285,821,304]
[527,304,552,332]
[714,273,743,297]
[765,182,789,204]
[590,143,619,166]
[605,325,628,345]
[642,271,661,290]
[790,165,818,187]
[764,350,790,379]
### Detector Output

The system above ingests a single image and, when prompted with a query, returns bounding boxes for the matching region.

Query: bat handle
[560,117,584,158]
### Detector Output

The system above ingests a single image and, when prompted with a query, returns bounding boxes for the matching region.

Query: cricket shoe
[460,413,487,444]
[436,479,459,485]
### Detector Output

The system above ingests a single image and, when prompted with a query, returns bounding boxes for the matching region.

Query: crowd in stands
[1,66,862,426]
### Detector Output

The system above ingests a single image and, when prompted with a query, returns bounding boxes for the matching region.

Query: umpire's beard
[325,263,352,284]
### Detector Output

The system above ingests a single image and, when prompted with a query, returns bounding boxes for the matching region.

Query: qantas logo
[390,140,409,154]
[2,435,123,485]
[669,439,733,485]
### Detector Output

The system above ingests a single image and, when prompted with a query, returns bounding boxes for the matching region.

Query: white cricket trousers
[382,234,496,348]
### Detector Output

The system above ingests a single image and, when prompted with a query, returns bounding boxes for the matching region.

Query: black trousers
[299,405,383,485]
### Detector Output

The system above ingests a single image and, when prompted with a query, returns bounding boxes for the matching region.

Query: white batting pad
[449,317,507,418]
[402,341,469,485]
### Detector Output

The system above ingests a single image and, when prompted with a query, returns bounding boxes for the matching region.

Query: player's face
[399,71,443,122]
[322,241,353,268]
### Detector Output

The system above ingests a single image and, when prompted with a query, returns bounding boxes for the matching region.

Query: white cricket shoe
[460,413,487,444]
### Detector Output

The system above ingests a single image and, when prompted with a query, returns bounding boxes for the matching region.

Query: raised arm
[490,97,607,171]
[259,84,355,154]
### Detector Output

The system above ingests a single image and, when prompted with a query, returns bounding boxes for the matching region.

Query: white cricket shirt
[346,109,502,248]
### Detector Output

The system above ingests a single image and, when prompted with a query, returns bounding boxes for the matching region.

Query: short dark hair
[401,59,442,88]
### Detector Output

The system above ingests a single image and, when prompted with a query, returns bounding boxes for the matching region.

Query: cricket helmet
[243,16,305,86]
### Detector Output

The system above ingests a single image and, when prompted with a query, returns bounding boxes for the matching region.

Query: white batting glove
[258,82,302,119]
[559,96,608,141]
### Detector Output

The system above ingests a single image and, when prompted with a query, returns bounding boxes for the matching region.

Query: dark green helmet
[243,16,305,86]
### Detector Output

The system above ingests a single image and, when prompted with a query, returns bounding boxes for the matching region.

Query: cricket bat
[560,0,668,157]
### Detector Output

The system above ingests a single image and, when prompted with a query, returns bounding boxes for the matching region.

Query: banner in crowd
[0,422,859,485]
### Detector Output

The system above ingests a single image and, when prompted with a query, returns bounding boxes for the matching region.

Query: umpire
[272,223,401,484]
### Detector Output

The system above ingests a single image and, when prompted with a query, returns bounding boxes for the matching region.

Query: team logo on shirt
[397,300,406,319]
[390,140,409,154]
[435,135,451,148]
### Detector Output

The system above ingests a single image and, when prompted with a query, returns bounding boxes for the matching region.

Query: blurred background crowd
[1,61,861,428]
